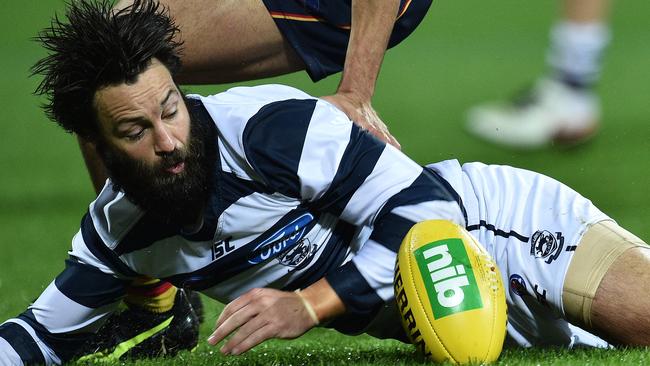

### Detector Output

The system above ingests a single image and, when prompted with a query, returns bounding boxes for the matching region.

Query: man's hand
[207,288,318,355]
[321,92,401,149]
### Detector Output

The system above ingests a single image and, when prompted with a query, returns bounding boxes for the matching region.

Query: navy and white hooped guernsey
[0,84,464,364]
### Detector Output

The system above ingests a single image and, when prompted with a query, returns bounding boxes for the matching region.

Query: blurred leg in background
[466,0,611,149]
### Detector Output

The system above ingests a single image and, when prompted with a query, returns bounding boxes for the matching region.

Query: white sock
[546,21,611,88]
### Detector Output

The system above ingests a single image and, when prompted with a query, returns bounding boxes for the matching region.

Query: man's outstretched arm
[207,278,345,355]
[205,95,462,354]
[322,0,402,148]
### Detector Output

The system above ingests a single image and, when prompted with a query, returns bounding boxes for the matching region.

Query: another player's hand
[207,288,318,355]
[321,92,401,149]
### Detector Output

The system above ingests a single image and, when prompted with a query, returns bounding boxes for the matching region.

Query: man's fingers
[208,299,258,345]
[220,311,266,352]
[209,288,320,354]
[214,305,234,331]
[214,288,260,329]
[221,316,274,355]
[227,324,277,355]
[214,299,241,330]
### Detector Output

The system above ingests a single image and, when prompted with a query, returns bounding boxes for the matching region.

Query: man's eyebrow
[115,116,147,127]
[161,88,178,107]
[114,89,178,127]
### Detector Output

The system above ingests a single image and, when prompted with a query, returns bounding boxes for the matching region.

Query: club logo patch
[509,274,528,297]
[530,230,564,264]
[278,237,317,269]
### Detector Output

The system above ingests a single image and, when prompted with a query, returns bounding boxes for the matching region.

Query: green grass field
[1,1,649,365]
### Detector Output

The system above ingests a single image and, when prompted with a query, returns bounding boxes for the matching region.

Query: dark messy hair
[32,0,183,140]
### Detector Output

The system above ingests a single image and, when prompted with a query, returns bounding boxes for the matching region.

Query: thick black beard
[98,109,217,226]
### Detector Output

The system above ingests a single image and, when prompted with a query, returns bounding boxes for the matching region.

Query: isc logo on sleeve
[414,238,483,319]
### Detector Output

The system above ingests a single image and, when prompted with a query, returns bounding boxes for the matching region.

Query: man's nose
[153,125,175,154]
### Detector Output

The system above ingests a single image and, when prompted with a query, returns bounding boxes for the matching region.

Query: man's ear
[77,134,110,195]
[77,134,97,148]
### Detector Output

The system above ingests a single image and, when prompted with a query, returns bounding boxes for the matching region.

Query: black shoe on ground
[76,289,203,361]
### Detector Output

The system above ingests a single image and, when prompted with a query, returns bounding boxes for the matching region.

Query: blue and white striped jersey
[0,84,465,365]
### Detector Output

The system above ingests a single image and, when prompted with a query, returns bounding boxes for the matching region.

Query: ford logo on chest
[248,213,314,264]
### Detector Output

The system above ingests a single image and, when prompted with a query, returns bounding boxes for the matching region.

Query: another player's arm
[322,0,401,148]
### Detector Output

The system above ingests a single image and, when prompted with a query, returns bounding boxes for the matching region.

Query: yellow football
[394,220,507,364]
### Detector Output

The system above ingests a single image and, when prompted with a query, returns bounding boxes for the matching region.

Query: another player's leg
[466,0,610,149]
[563,221,650,345]
[114,0,306,84]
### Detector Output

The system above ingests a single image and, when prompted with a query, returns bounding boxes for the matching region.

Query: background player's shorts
[428,160,611,348]
[261,0,432,81]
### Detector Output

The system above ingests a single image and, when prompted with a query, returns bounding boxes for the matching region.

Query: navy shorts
[261,0,432,81]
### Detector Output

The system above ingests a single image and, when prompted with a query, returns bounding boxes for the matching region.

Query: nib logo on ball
[414,239,483,319]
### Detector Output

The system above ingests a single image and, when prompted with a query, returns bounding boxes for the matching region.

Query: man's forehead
[94,62,178,121]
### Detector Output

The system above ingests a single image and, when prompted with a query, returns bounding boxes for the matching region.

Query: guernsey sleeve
[0,215,131,365]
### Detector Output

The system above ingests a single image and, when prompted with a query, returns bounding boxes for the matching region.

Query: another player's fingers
[387,134,402,150]
[226,323,276,355]
[363,115,400,149]
[322,93,400,148]
[367,126,400,149]
[375,125,400,149]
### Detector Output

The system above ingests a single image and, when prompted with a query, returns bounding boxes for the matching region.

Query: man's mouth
[165,161,186,174]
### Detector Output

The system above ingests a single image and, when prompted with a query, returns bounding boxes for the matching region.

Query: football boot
[466,78,600,149]
[76,289,203,361]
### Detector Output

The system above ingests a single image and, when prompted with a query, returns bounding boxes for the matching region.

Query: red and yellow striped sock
[125,277,177,313]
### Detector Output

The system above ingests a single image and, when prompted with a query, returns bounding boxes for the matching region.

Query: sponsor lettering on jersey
[414,238,483,319]
[248,213,314,264]
[212,237,235,261]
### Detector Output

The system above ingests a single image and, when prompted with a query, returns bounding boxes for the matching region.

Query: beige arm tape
[563,220,648,329]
